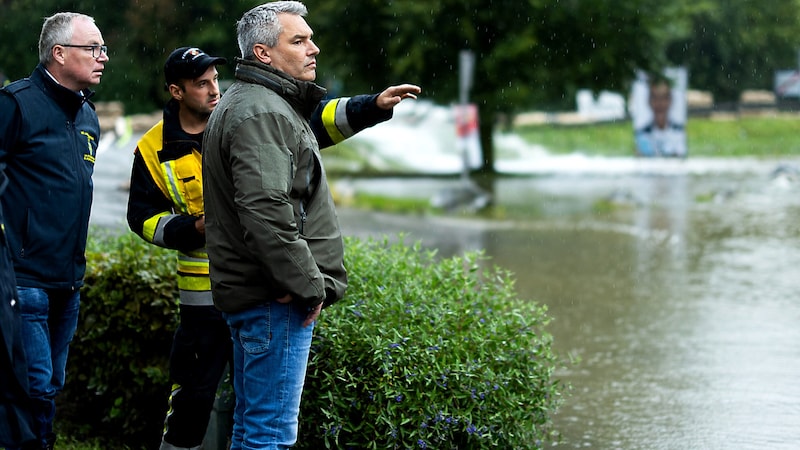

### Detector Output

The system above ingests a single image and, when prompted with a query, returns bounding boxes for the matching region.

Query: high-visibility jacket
[127,100,211,304]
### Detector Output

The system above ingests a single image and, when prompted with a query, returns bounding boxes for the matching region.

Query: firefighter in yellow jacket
[126,46,420,450]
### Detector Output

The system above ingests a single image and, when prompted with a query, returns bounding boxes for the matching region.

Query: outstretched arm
[310,84,422,149]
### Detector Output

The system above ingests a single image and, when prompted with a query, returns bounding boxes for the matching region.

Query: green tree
[308,0,671,173]
[664,0,800,104]
[0,0,250,113]
[105,0,248,112]
[0,0,131,105]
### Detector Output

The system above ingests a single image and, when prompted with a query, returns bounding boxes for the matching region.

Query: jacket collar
[31,64,95,118]
[162,99,193,141]
[159,98,202,158]
[233,57,326,120]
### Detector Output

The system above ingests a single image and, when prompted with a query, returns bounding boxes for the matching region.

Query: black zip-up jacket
[0,64,99,289]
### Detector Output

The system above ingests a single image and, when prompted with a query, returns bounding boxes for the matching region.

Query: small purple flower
[389,342,401,349]
[466,423,477,434]
[417,439,427,449]
[395,394,404,402]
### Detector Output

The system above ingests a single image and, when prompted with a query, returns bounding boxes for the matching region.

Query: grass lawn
[513,113,800,157]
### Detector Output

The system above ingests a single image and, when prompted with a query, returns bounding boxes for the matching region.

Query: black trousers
[162,304,232,448]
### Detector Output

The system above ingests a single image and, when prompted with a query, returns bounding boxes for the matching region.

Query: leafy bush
[298,237,563,450]
[59,232,562,449]
[59,230,178,449]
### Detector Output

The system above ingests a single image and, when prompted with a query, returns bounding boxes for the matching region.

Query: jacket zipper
[298,152,312,235]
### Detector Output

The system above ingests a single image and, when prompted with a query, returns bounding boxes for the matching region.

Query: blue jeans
[14,287,80,447]
[223,302,315,450]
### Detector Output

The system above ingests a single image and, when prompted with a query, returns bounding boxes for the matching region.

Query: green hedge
[60,231,563,449]
[60,231,177,449]
[299,237,562,449]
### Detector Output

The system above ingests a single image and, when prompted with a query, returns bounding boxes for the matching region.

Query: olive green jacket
[203,58,345,313]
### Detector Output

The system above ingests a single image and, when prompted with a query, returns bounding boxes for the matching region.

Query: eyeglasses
[59,44,108,59]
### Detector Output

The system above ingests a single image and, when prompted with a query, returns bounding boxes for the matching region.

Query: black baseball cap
[164,46,226,87]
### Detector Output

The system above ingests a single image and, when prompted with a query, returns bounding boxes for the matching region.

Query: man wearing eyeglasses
[0,12,108,450]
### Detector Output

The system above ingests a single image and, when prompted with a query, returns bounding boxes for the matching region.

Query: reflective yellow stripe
[177,250,210,290]
[177,253,209,276]
[321,99,346,144]
[177,274,211,291]
[178,261,208,275]
[143,212,170,242]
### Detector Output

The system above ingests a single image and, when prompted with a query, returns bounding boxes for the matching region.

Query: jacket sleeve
[309,94,393,149]
[126,149,205,253]
[0,91,22,163]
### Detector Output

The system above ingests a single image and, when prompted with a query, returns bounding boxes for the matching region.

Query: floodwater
[334,169,800,450]
[92,124,800,450]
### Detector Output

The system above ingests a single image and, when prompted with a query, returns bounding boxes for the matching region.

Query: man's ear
[253,44,271,65]
[168,83,183,101]
[51,45,66,66]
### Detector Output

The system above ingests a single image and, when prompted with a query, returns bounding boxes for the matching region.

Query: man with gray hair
[203,2,420,448]
[0,12,108,450]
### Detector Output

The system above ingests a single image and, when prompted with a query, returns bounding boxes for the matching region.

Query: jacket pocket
[170,152,204,216]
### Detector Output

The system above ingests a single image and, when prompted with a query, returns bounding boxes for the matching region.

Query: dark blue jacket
[0,64,99,290]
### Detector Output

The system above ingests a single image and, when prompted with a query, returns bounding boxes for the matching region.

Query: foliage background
[1,0,799,167]
[2,0,798,110]
[0,0,800,172]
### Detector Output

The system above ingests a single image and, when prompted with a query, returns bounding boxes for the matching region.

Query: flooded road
[327,170,800,450]
[92,129,800,449]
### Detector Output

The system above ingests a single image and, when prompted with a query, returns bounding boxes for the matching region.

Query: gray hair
[38,12,95,65]
[237,1,307,59]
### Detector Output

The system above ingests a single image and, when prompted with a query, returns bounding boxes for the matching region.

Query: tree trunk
[477,110,496,175]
